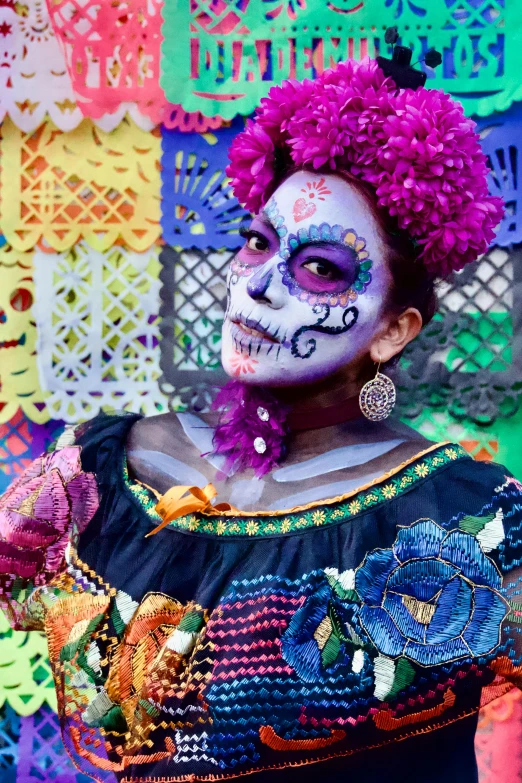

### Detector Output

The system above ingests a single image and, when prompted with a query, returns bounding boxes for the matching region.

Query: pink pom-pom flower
[226,59,504,279]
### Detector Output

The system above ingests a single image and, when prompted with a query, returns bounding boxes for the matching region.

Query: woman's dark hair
[332,170,439,327]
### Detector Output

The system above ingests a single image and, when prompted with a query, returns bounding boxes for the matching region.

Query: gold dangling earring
[359,356,397,422]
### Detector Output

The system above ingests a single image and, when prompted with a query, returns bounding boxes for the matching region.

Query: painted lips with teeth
[229,316,280,346]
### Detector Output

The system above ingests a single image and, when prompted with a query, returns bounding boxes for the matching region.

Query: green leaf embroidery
[459,513,495,536]
[385,657,416,701]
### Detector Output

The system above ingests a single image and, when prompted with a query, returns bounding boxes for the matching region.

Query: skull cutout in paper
[0,258,43,420]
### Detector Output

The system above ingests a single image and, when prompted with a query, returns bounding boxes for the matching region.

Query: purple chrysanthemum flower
[226,58,504,278]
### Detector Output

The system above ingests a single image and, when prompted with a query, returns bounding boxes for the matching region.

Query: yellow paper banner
[0,118,161,253]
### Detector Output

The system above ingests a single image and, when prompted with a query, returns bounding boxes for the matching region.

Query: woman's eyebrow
[258,211,281,236]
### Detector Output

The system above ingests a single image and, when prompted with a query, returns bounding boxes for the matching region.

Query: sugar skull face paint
[222,171,392,386]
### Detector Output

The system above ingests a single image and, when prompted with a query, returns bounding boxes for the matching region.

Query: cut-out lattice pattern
[159,246,232,411]
[406,409,500,464]
[162,0,514,119]
[47,0,163,126]
[0,247,48,424]
[397,244,522,425]
[0,118,161,253]
[33,243,165,423]
[0,706,19,778]
[17,705,116,782]
[161,124,249,250]
[478,104,522,248]
[0,612,56,716]
[0,413,64,494]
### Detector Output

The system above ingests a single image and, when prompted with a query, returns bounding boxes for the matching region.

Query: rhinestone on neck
[254,437,267,454]
[257,406,269,422]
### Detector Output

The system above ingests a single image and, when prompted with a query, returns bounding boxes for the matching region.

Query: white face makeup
[221,171,391,386]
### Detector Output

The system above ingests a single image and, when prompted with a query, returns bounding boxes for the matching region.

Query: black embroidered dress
[2,412,522,783]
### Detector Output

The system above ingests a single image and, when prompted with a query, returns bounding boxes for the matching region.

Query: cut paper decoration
[407,409,501,465]
[17,705,117,782]
[162,0,516,120]
[0,706,18,777]
[161,123,250,250]
[397,243,521,425]
[0,0,82,133]
[0,0,154,133]
[0,410,32,495]
[163,105,226,133]
[159,246,232,411]
[0,118,161,253]
[0,612,56,716]
[33,243,166,423]
[0,247,48,425]
[478,104,522,248]
[0,413,64,494]
[47,0,163,126]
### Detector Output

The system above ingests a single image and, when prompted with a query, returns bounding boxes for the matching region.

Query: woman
[1,50,521,783]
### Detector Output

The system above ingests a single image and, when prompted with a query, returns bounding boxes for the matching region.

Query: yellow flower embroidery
[228,523,240,535]
[216,521,227,535]
[414,463,429,478]
[432,456,443,466]
[265,523,276,534]
[296,517,308,528]
[382,484,397,500]
[349,500,361,515]
[312,510,326,526]
[188,516,200,531]
[246,521,260,536]
[281,518,292,533]
[331,508,344,519]
[364,493,378,505]
[444,448,457,460]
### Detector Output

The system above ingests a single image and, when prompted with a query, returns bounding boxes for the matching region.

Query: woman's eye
[240,230,269,252]
[302,259,339,280]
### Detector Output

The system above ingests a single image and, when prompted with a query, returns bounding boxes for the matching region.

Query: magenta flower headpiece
[226,58,504,278]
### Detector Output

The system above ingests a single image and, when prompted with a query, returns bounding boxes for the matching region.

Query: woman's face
[221,171,392,386]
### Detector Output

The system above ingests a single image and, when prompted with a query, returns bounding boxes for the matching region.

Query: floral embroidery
[312,510,326,526]
[382,484,397,500]
[355,519,508,666]
[0,446,98,581]
[127,444,469,538]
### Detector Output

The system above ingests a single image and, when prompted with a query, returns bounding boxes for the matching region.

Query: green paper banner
[162,0,520,120]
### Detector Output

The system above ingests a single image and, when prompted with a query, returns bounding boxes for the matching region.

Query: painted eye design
[289,251,357,294]
[10,288,33,312]
[301,258,341,281]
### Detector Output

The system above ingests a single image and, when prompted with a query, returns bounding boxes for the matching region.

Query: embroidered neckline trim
[124,442,470,538]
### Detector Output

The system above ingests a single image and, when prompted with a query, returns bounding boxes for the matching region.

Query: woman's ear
[369,308,423,364]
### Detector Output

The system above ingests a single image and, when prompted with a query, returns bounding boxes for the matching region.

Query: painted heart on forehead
[292,178,332,223]
[222,170,394,387]
[293,197,316,223]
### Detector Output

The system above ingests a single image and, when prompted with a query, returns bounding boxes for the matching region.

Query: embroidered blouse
[1,412,522,783]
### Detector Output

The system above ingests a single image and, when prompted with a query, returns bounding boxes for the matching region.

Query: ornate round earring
[359,357,397,422]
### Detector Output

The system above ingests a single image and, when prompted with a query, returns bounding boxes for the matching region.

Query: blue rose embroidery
[355,519,508,666]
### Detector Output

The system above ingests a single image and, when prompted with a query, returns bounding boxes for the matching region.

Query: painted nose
[246,262,286,308]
